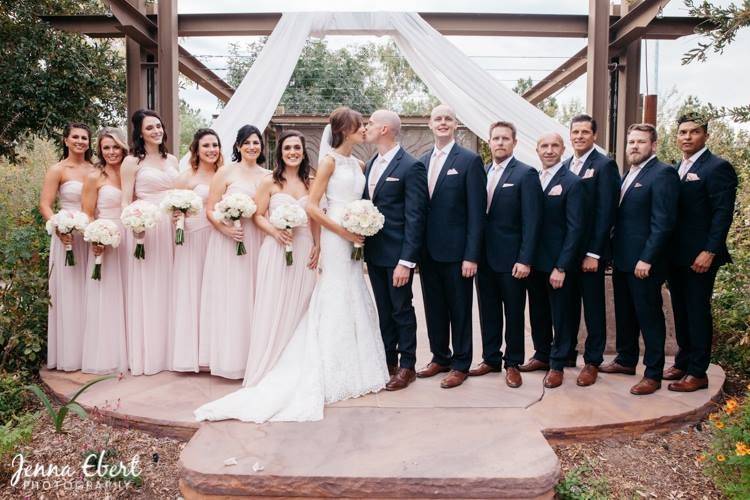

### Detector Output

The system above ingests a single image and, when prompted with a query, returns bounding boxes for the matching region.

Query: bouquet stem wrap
[233,220,246,256]
[64,243,75,266]
[134,235,145,259]
[91,254,103,280]
[175,212,186,245]
[351,242,364,261]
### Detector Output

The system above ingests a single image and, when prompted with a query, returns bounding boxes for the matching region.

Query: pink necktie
[620,166,639,203]
[678,159,693,179]
[369,157,387,198]
[428,150,444,197]
[540,170,550,190]
[572,158,583,176]
[486,166,502,212]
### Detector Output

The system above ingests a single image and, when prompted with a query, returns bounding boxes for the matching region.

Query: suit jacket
[363,147,428,267]
[563,148,620,262]
[420,143,486,263]
[533,167,586,273]
[671,149,738,267]
[612,157,680,273]
[483,157,543,273]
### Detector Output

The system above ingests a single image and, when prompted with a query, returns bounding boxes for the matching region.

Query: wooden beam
[587,0,610,148]
[178,47,234,103]
[157,0,179,155]
[615,2,643,170]
[609,0,671,50]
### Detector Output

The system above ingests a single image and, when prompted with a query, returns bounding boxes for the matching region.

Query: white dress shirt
[540,162,563,191]
[570,147,595,176]
[678,146,707,179]
[486,155,513,212]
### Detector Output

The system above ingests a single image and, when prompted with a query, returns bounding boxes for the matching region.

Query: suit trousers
[419,254,474,372]
[527,270,579,371]
[612,269,667,380]
[567,264,607,366]
[668,265,718,379]
[476,266,526,368]
[368,264,418,370]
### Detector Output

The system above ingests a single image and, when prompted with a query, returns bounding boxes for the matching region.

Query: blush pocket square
[634,182,643,188]
[583,168,595,179]
[548,185,563,196]
[447,168,459,175]
[502,183,514,188]
[385,177,400,182]
[686,173,701,181]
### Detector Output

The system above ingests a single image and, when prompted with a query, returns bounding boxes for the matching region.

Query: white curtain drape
[183,12,578,168]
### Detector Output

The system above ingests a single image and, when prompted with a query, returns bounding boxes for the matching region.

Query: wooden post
[643,95,658,125]
[615,2,642,172]
[587,0,610,147]
[124,0,147,141]
[157,0,179,155]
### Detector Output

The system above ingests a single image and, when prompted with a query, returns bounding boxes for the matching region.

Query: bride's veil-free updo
[319,107,363,163]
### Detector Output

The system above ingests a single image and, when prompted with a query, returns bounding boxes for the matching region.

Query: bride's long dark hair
[273,130,311,188]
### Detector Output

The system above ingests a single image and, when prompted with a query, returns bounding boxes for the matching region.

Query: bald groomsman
[600,124,680,395]
[417,104,486,389]
[519,133,585,388]
[665,114,737,392]
[470,121,543,388]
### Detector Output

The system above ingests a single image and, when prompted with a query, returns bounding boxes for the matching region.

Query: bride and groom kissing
[195,104,485,423]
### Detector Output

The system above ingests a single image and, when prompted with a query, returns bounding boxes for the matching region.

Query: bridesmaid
[121,109,178,376]
[200,125,268,379]
[80,128,129,374]
[243,130,320,387]
[171,129,221,372]
[40,122,94,372]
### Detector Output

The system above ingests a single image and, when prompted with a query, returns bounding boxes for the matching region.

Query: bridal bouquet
[212,192,257,255]
[341,200,384,260]
[121,200,161,259]
[45,209,89,266]
[269,203,308,265]
[83,219,122,280]
[160,189,203,245]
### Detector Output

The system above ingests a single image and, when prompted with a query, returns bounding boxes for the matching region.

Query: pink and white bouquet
[269,203,308,265]
[160,189,203,245]
[45,209,89,266]
[212,192,257,256]
[83,219,122,280]
[341,200,385,260]
[121,200,161,259]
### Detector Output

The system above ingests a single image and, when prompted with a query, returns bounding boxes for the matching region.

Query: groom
[364,110,429,391]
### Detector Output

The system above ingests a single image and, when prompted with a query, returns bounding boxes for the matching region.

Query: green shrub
[0,373,28,423]
[555,461,610,500]
[0,412,36,475]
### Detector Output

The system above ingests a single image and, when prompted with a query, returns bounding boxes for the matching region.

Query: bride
[194,107,390,422]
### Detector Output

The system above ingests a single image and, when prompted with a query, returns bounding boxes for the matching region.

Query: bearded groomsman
[470,121,543,388]
[600,124,680,395]
[561,114,621,386]
[417,104,486,389]
[665,114,737,392]
[519,133,585,388]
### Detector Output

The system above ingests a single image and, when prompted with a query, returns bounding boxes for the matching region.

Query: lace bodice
[325,152,365,210]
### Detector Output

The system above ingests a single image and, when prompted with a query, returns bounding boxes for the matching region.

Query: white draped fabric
[184,12,577,168]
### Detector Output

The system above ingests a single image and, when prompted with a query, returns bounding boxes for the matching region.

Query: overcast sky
[177,0,750,124]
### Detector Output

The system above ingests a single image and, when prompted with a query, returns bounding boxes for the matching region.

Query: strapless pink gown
[171,184,213,372]
[126,165,178,375]
[243,194,317,386]
[47,180,89,371]
[200,181,264,379]
[82,185,128,374]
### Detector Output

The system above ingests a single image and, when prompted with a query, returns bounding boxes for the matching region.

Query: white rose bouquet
[160,189,203,245]
[269,203,308,265]
[121,200,161,259]
[341,200,385,260]
[45,209,89,266]
[83,219,122,280]
[212,192,257,255]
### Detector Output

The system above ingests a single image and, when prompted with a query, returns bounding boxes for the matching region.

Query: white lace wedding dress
[194,152,389,423]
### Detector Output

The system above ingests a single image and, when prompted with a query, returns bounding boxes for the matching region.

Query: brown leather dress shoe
[416,362,450,378]
[385,368,417,391]
[630,377,661,395]
[505,366,522,388]
[599,361,636,375]
[668,375,708,392]
[388,364,398,376]
[543,369,564,388]
[440,370,468,389]
[518,358,550,373]
[576,364,599,387]
[468,362,501,377]
[663,366,686,381]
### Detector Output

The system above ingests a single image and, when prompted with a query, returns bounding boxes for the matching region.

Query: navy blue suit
[563,149,621,367]
[668,149,737,378]
[476,157,543,368]
[419,142,486,372]
[527,166,586,371]
[364,147,429,370]
[612,157,680,380]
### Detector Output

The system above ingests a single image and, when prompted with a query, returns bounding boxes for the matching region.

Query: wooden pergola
[43,0,703,167]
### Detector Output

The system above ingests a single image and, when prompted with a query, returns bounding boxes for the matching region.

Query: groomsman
[562,114,621,386]
[600,124,680,395]
[470,121,543,388]
[665,114,737,392]
[417,104,486,389]
[519,133,585,388]
[363,110,429,391]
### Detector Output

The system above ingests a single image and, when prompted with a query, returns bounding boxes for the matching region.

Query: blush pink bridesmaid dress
[242,193,317,387]
[82,185,128,374]
[126,165,178,376]
[171,183,212,372]
[199,180,264,379]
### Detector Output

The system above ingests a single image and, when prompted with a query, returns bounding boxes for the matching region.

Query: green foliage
[0,373,28,423]
[0,0,126,161]
[179,100,209,157]
[512,77,559,118]
[702,392,750,499]
[0,412,36,473]
[555,461,611,500]
[27,375,114,433]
